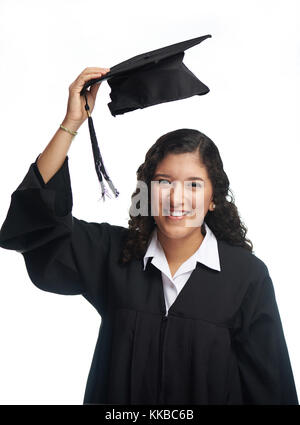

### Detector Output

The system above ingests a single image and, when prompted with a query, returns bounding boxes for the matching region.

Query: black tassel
[84,93,119,201]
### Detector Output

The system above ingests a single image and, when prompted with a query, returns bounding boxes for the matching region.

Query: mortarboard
[80,34,212,201]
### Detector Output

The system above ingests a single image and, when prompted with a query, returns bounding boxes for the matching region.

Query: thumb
[90,81,102,99]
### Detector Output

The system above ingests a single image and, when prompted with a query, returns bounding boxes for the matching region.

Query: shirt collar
[143,222,221,273]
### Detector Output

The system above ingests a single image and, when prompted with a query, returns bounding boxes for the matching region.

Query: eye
[158,179,171,185]
[187,182,202,188]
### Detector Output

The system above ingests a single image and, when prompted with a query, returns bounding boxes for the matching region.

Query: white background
[0,0,299,404]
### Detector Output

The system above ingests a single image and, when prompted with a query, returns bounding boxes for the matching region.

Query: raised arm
[0,67,121,317]
[36,66,110,184]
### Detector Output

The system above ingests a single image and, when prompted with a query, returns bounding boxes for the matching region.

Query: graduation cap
[80,34,212,201]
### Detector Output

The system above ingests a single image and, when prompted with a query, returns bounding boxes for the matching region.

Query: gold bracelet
[60,124,78,137]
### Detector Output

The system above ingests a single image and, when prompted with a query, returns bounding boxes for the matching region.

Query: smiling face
[151,151,215,241]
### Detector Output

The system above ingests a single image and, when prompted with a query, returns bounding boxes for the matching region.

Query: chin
[156,220,195,239]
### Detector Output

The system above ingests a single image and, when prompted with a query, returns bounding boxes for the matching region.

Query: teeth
[169,211,189,217]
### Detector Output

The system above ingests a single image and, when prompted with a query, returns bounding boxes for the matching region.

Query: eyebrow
[153,173,204,181]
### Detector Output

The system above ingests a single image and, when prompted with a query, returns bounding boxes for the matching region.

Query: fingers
[82,67,110,73]
[78,67,110,82]
[69,67,110,92]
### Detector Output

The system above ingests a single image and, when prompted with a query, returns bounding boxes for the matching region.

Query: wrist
[62,116,84,132]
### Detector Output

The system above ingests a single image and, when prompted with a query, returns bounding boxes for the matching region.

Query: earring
[212,203,216,210]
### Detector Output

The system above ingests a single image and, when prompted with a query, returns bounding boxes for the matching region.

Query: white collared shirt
[143,222,221,315]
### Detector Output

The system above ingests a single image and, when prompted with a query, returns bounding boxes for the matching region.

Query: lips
[163,210,191,220]
[164,209,190,214]
[166,213,188,221]
[170,210,189,213]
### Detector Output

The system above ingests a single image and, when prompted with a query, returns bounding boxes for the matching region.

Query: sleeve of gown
[0,153,112,316]
[233,270,299,405]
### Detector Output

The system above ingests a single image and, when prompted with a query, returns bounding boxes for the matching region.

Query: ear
[209,202,216,211]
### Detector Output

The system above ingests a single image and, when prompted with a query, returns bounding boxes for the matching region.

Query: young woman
[0,68,298,405]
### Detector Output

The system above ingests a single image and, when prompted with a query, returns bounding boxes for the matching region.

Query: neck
[157,226,205,265]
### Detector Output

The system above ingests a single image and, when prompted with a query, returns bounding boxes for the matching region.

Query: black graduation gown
[0,155,298,405]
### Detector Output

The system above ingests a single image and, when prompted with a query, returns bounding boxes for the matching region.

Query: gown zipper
[157,313,169,404]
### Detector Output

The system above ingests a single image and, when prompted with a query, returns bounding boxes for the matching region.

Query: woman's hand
[64,67,110,127]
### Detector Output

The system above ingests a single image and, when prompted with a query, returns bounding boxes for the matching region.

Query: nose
[170,181,182,203]
[166,181,188,210]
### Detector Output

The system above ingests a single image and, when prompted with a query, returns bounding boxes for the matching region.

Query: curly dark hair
[119,128,253,265]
